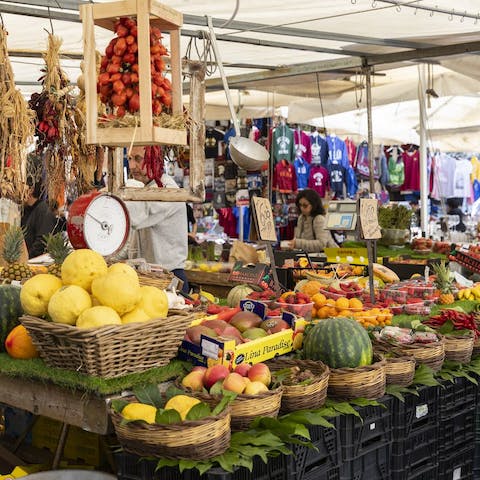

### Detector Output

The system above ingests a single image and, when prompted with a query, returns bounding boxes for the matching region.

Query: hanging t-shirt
[453,159,473,199]
[205,127,224,159]
[273,159,297,193]
[271,124,295,164]
[471,156,480,183]
[328,162,345,198]
[387,156,405,187]
[326,135,349,169]
[310,133,328,166]
[308,165,329,198]
[401,148,420,191]
[294,129,312,164]
[345,165,358,199]
[345,137,357,167]
[294,157,310,190]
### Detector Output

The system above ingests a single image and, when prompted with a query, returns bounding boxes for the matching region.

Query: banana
[458,289,465,300]
[463,289,471,300]
[472,286,480,299]
[372,263,400,283]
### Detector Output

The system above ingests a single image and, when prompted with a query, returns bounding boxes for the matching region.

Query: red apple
[244,380,269,395]
[201,319,230,332]
[248,363,271,387]
[234,363,252,377]
[203,364,230,390]
[222,372,247,394]
[181,370,205,392]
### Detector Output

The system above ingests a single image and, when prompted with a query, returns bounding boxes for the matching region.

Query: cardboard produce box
[177,300,306,368]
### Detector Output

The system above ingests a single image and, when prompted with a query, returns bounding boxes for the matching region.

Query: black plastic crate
[339,443,390,480]
[115,451,200,480]
[439,407,475,455]
[204,455,287,480]
[439,377,478,418]
[285,423,339,480]
[438,445,474,480]
[337,396,392,461]
[391,463,438,480]
[391,386,438,438]
[391,423,438,479]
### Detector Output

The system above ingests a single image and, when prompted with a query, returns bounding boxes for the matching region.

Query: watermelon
[303,317,373,368]
[0,284,22,352]
[226,284,254,307]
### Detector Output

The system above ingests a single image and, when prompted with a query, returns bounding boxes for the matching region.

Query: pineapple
[1,225,32,282]
[433,261,455,305]
[44,232,71,277]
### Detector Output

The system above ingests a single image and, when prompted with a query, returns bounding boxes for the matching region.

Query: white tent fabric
[2,0,480,151]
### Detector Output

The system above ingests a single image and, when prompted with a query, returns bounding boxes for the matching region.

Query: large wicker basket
[110,398,231,460]
[373,343,416,387]
[328,353,386,400]
[180,384,283,432]
[20,313,194,378]
[444,331,475,364]
[393,335,445,372]
[266,358,330,413]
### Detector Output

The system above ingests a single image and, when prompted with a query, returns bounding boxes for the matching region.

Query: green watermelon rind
[303,317,373,369]
[0,284,23,352]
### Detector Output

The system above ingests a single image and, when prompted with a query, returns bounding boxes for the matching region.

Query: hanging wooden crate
[80,0,187,147]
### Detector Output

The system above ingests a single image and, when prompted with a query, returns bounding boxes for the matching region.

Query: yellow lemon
[108,263,139,281]
[61,249,108,293]
[164,395,201,421]
[121,403,157,424]
[121,306,150,324]
[138,286,168,319]
[20,274,63,316]
[91,272,141,315]
[76,306,122,329]
[48,285,92,325]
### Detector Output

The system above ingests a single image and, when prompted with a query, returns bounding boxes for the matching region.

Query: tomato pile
[98,16,172,117]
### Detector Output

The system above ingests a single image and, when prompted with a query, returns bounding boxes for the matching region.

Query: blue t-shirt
[294,157,310,190]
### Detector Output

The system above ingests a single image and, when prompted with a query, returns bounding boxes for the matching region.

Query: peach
[234,363,252,377]
[192,366,207,373]
[203,364,230,390]
[248,363,271,387]
[181,370,205,392]
[222,372,247,394]
[244,380,269,395]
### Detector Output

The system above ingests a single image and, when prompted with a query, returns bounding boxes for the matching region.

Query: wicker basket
[394,336,445,372]
[110,398,231,460]
[472,339,480,358]
[444,331,475,363]
[266,358,330,413]
[373,342,416,387]
[180,385,283,432]
[328,353,386,400]
[138,271,177,290]
[20,313,194,378]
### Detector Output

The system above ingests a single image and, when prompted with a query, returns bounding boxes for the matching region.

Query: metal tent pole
[365,66,375,195]
[418,64,429,236]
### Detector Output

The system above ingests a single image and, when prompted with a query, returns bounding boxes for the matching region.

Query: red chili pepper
[216,306,241,322]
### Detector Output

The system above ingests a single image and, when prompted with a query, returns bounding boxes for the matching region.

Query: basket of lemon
[18,250,194,378]
[110,389,232,460]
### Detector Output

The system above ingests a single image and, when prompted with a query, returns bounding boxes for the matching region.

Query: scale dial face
[83,194,130,256]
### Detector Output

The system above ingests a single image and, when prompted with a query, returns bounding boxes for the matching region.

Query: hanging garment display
[271,123,295,164]
[308,164,329,198]
[294,156,310,190]
[294,128,312,164]
[273,159,297,193]
[401,146,420,191]
[310,131,328,166]
[326,134,349,168]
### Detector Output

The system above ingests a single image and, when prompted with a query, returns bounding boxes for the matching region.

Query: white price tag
[415,404,428,419]
[453,467,461,480]
[201,339,219,359]
[369,422,376,431]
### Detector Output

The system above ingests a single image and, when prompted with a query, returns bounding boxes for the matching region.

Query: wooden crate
[80,0,187,147]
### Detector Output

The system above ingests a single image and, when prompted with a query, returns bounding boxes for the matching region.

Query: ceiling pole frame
[364,64,375,195]
[418,63,429,237]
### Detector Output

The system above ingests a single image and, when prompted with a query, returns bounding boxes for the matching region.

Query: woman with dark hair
[285,189,338,252]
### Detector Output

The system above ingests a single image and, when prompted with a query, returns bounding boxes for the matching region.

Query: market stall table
[185,270,233,298]
[0,373,111,469]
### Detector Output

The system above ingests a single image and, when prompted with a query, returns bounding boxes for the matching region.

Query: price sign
[251,196,277,243]
[359,198,382,240]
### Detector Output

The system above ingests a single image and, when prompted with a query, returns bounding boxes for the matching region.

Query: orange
[335,297,350,310]
[317,306,331,319]
[311,306,318,318]
[311,293,327,308]
[349,298,363,309]
[302,281,322,297]
[337,310,353,318]
[326,299,336,308]
[5,325,38,359]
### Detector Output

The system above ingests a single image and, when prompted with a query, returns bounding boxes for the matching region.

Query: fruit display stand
[184,269,233,299]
